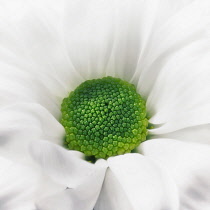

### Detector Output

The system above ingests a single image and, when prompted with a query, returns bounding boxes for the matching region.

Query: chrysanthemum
[1,0,210,210]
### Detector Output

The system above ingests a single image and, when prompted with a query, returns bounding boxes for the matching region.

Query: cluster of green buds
[61,76,148,159]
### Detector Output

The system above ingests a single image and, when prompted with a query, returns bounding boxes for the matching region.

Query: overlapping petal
[0,156,62,210]
[95,154,179,210]
[30,140,107,210]
[64,0,195,83]
[147,48,210,142]
[141,139,210,210]
[136,0,210,97]
[0,103,64,163]
[140,0,210,144]
[159,124,210,145]
[0,0,83,114]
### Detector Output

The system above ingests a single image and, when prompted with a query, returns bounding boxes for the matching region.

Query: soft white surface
[159,124,210,144]
[141,139,210,210]
[30,140,107,188]
[95,153,179,210]
[0,103,64,164]
[0,156,63,210]
[36,160,106,210]
[31,141,107,210]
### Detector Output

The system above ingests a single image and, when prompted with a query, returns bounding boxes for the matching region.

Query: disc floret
[61,76,148,159]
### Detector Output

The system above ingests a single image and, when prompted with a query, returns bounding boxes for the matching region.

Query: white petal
[147,39,210,124]
[149,101,210,135]
[30,141,107,210]
[36,160,107,210]
[0,156,62,210]
[64,0,194,82]
[95,153,179,210]
[155,124,210,145]
[0,0,201,111]
[30,140,107,188]
[147,50,210,135]
[0,103,64,164]
[64,0,117,79]
[36,188,97,210]
[137,0,210,98]
[144,20,210,136]
[0,61,60,116]
[128,0,193,84]
[0,0,84,109]
[141,139,210,210]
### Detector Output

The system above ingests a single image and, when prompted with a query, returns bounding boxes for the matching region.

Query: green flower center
[61,76,148,159]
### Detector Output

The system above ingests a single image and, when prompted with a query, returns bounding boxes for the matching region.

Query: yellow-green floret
[61,76,148,159]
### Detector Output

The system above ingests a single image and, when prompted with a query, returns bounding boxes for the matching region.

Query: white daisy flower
[1,0,210,210]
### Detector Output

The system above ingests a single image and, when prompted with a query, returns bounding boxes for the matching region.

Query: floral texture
[0,0,210,210]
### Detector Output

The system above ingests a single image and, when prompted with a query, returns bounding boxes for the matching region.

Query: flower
[0,0,210,210]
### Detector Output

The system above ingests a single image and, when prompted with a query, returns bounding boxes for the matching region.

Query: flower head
[1,0,210,210]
